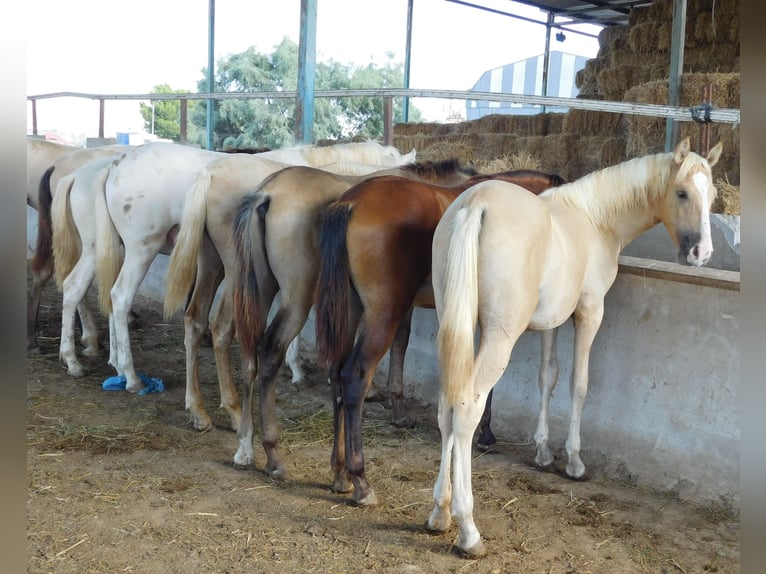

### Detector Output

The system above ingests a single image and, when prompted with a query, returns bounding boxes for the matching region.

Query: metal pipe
[206,0,215,150]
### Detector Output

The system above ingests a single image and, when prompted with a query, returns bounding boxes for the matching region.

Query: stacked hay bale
[393,0,739,211]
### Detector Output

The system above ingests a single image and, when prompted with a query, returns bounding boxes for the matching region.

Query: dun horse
[314,170,565,504]
[425,138,722,557]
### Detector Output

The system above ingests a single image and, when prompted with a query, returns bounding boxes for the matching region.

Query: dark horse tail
[31,165,55,275]
[232,190,271,360]
[315,203,354,371]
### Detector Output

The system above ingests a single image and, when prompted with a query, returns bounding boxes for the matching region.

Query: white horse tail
[437,204,484,407]
[95,162,122,315]
[50,172,80,289]
[163,171,211,319]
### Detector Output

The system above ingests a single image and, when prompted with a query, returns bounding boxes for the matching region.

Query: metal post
[541,11,554,114]
[664,0,687,151]
[383,97,393,145]
[98,99,105,138]
[699,84,712,155]
[402,0,413,123]
[180,99,188,144]
[206,0,215,150]
[295,0,317,144]
[31,99,38,135]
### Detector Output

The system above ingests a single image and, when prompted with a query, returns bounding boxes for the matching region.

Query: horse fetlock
[66,361,86,378]
[566,456,587,480]
[233,446,254,468]
[425,506,452,532]
[82,344,100,358]
[332,473,353,494]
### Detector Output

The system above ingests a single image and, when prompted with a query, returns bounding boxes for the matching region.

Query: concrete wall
[297,267,740,512]
[27,206,741,512]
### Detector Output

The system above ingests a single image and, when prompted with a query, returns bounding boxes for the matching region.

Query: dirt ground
[27,277,739,573]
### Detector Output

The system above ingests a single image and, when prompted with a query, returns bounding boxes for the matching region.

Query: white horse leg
[426,392,454,532]
[451,398,489,558]
[534,328,560,468]
[111,249,155,392]
[59,255,97,376]
[450,329,518,558]
[108,313,119,373]
[285,335,303,384]
[77,297,100,356]
[564,304,604,479]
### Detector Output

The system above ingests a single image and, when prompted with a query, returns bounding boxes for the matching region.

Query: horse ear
[673,137,691,165]
[706,141,723,167]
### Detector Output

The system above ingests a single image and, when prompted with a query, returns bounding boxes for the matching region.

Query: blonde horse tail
[163,171,211,319]
[95,162,122,315]
[437,204,483,407]
[50,172,80,289]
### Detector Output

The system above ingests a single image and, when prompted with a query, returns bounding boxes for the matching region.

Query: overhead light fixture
[556,31,566,42]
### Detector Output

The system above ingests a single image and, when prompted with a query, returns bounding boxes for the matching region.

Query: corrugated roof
[507,0,655,27]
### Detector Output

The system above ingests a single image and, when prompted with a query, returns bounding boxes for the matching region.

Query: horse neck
[549,153,674,250]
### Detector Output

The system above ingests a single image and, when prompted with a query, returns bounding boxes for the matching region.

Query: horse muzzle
[678,232,713,267]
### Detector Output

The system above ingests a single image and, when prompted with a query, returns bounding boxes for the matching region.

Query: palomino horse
[95,141,415,400]
[161,155,420,433]
[314,170,565,504]
[425,137,722,558]
[227,160,478,474]
[27,141,129,351]
[47,155,128,376]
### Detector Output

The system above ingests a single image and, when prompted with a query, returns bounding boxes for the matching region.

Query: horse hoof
[392,414,416,429]
[192,417,214,432]
[456,539,487,559]
[267,466,287,481]
[354,490,379,507]
[424,515,451,533]
[82,346,100,358]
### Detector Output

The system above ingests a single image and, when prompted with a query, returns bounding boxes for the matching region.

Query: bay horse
[95,141,415,399]
[425,137,722,557]
[161,156,424,433]
[228,160,479,473]
[314,169,565,504]
[27,141,128,352]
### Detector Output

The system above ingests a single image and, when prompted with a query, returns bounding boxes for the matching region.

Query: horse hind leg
[534,328,560,470]
[209,281,242,432]
[386,308,416,428]
[476,389,497,452]
[285,335,304,384]
[27,259,53,352]
[59,254,98,377]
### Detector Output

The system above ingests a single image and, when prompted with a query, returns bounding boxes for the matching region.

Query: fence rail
[27,88,741,146]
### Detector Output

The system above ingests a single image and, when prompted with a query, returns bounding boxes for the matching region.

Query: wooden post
[383,96,393,146]
[699,84,712,156]
[180,99,188,144]
[98,99,105,138]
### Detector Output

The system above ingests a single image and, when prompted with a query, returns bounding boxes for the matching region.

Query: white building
[466,50,590,119]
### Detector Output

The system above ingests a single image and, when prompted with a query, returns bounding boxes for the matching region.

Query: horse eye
[676,190,688,200]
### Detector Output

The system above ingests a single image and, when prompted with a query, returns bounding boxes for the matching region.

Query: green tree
[139,84,202,142]
[190,37,422,150]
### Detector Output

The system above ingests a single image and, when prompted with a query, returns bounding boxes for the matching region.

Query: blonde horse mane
[541,147,714,230]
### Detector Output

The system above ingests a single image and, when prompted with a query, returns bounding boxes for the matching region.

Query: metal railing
[27,88,740,147]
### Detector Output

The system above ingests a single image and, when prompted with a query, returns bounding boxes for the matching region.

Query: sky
[26,0,602,142]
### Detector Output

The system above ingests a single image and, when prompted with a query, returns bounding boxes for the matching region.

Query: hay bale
[599,136,628,168]
[563,109,624,136]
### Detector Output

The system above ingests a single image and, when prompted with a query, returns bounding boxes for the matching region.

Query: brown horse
[229,160,479,474]
[314,170,565,504]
